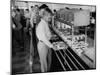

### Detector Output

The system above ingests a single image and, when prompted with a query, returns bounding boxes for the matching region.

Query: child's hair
[16,8,20,12]
[42,7,53,18]
[25,9,29,11]
[35,5,39,7]
[31,6,34,8]
[53,9,56,12]
[39,4,48,10]
[44,7,53,15]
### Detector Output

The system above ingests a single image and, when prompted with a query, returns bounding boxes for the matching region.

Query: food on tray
[53,42,68,50]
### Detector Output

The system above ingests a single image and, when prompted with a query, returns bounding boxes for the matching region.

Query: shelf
[55,18,73,26]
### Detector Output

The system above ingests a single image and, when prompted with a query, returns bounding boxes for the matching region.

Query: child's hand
[52,45,58,51]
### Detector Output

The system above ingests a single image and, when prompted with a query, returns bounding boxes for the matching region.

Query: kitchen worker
[36,7,57,72]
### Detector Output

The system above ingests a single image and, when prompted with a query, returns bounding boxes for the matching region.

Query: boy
[36,7,57,72]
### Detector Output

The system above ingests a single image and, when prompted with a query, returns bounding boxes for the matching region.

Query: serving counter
[52,26,95,68]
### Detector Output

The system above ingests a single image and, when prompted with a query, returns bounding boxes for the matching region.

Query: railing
[54,48,89,71]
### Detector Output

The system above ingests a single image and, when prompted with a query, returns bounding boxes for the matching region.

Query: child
[36,7,57,72]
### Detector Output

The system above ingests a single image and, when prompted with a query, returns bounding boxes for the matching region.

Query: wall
[15,1,95,12]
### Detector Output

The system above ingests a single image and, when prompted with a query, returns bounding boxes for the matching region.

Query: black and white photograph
[11,0,96,74]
